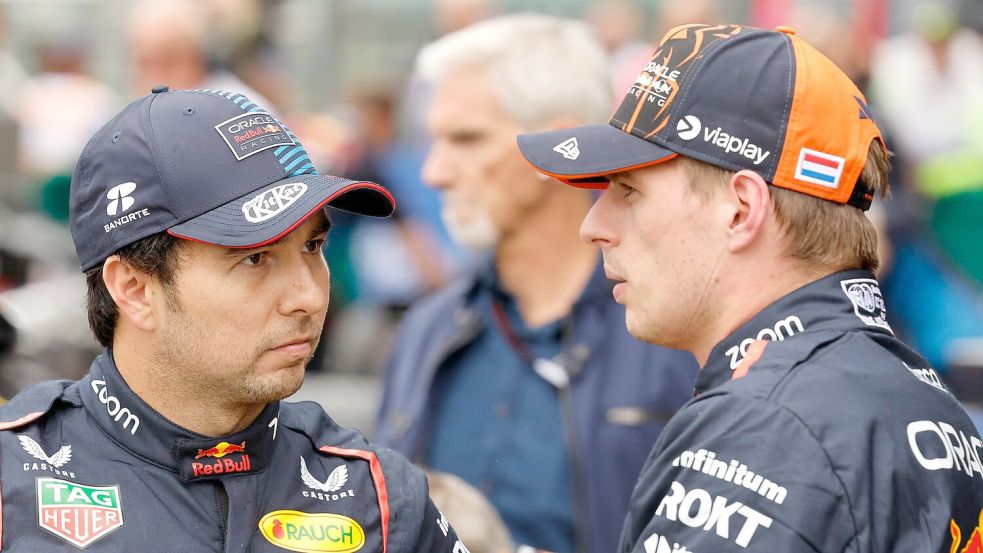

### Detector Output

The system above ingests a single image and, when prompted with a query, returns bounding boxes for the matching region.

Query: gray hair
[417,13,613,129]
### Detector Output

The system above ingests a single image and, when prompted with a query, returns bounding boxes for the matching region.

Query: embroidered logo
[553,137,580,160]
[19,435,72,468]
[841,278,891,331]
[36,477,124,548]
[215,111,295,161]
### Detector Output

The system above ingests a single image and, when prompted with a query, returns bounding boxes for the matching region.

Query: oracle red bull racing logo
[191,441,251,477]
[951,509,983,553]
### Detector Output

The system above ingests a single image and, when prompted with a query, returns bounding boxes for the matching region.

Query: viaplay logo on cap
[215,111,295,161]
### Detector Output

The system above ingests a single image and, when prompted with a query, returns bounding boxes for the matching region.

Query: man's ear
[726,170,773,253]
[102,256,157,332]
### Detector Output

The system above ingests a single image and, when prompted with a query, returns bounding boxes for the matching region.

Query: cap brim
[517,124,678,188]
[168,173,395,248]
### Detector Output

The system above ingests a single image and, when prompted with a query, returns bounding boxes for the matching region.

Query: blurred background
[1,0,982,432]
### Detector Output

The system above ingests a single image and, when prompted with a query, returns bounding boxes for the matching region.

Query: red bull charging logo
[951,509,983,553]
[191,441,250,477]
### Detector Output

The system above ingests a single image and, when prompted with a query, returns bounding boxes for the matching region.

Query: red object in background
[750,0,794,28]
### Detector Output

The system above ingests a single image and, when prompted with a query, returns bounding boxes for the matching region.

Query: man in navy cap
[0,86,467,552]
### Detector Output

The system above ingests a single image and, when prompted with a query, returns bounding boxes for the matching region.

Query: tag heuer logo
[242,183,308,223]
[553,137,580,160]
[37,477,124,548]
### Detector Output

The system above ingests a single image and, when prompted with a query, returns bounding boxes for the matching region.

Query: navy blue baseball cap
[70,86,395,271]
[517,24,884,210]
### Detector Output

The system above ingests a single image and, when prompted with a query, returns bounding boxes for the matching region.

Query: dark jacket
[0,351,463,552]
[376,262,699,553]
[620,270,983,553]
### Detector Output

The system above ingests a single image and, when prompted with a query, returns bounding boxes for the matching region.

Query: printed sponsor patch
[215,111,295,161]
[794,148,845,189]
[840,278,891,331]
[36,477,124,548]
[258,510,365,552]
[553,137,580,160]
[950,508,983,553]
[242,183,307,223]
[644,532,695,553]
[300,457,356,503]
[656,481,772,547]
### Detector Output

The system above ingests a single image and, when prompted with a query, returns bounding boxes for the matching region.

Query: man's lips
[270,336,314,354]
[604,265,626,283]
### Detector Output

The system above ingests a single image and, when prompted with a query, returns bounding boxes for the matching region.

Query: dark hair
[84,232,185,348]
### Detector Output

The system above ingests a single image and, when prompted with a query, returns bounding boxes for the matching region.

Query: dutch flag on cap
[794,148,845,189]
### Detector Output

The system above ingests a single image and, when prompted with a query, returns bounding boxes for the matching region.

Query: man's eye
[304,239,326,254]
[618,182,637,197]
[241,252,266,266]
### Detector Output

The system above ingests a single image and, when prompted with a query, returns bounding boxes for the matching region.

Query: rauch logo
[259,510,365,553]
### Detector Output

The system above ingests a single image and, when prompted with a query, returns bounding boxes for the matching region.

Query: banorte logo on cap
[242,183,308,223]
[613,24,744,139]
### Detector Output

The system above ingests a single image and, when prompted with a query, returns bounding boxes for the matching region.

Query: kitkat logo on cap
[215,111,295,161]
[242,183,308,223]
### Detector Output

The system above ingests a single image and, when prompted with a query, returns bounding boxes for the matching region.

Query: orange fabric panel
[772,33,882,204]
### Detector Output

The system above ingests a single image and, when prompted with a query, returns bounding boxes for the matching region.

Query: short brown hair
[681,139,891,272]
[84,232,185,348]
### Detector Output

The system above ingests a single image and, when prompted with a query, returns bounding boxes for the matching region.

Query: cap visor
[168,173,395,248]
[517,124,677,187]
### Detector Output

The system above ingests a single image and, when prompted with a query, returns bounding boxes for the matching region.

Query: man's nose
[421,142,454,191]
[580,191,619,250]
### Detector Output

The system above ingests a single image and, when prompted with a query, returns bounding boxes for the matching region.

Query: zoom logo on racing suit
[908,420,983,480]
[656,481,772,548]
[725,316,805,369]
[90,379,140,435]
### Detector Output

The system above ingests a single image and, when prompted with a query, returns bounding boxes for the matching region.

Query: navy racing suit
[0,351,466,552]
[620,270,983,553]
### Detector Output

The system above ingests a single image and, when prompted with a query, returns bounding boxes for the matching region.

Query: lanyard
[489,297,576,389]
[490,297,535,363]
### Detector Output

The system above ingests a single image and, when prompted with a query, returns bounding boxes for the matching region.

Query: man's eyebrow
[222,216,332,257]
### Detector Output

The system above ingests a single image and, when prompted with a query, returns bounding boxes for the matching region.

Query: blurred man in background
[375,14,699,553]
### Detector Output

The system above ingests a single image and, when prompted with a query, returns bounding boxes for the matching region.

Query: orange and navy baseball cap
[517,24,885,210]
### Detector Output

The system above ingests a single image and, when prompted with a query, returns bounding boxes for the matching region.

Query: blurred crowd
[2,0,983,550]
[0,0,981,402]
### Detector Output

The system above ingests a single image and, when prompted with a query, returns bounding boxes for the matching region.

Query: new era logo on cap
[794,148,845,189]
[553,137,580,160]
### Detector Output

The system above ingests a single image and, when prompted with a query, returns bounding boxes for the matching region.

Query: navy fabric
[0,351,465,552]
[619,271,983,552]
[70,88,393,270]
[376,260,700,553]
[426,278,574,553]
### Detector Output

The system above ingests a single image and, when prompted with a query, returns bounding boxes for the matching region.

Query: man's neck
[494,191,598,328]
[112,340,266,437]
[689,259,835,366]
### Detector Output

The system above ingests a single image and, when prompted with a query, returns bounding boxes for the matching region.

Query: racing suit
[620,270,983,553]
[0,351,465,552]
